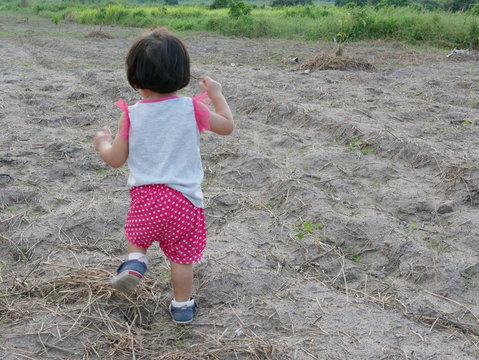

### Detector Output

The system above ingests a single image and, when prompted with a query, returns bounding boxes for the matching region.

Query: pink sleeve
[115,99,130,139]
[192,93,211,134]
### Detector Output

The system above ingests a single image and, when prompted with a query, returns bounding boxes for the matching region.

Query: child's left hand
[94,126,112,152]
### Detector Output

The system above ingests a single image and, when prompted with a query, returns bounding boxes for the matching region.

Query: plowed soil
[1,12,478,360]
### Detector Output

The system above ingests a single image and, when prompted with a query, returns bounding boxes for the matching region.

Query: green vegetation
[0,0,478,48]
[292,221,323,239]
[343,245,363,262]
[424,236,453,253]
[210,0,229,9]
[347,136,374,153]
[272,0,312,7]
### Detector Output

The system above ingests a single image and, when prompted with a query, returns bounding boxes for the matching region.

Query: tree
[335,0,366,7]
[210,0,229,9]
[228,0,251,18]
[375,0,410,7]
[271,0,312,6]
[443,0,478,12]
[18,0,30,7]
[420,0,441,10]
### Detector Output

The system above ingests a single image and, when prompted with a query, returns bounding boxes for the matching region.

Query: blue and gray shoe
[111,259,147,293]
[170,298,197,325]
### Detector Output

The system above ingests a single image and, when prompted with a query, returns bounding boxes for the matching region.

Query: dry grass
[446,52,479,62]
[84,30,113,39]
[298,53,375,72]
[0,265,275,359]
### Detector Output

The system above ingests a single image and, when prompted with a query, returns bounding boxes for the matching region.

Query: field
[1,10,479,360]
[4,1,479,48]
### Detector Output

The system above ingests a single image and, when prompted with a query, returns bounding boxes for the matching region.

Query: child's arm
[94,114,129,168]
[199,77,234,136]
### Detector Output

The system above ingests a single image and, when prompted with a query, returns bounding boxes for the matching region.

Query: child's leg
[128,242,147,254]
[128,242,148,264]
[169,260,197,325]
[170,260,193,302]
[111,242,148,293]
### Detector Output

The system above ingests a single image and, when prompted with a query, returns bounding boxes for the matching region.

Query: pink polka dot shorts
[124,184,207,265]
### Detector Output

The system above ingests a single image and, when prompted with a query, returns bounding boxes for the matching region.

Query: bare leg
[127,242,147,255]
[170,261,193,302]
[111,242,147,293]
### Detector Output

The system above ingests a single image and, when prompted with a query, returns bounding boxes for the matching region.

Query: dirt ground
[1,11,479,360]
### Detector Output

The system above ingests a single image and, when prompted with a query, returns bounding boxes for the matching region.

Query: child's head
[126,27,190,94]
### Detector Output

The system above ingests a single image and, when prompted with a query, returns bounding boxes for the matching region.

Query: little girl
[93,27,233,325]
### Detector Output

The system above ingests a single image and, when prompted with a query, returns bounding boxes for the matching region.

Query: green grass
[1,1,478,48]
[292,221,323,239]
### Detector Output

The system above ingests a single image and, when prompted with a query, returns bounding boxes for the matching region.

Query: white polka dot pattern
[124,184,207,264]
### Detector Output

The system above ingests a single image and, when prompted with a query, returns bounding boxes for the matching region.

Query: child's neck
[139,89,177,100]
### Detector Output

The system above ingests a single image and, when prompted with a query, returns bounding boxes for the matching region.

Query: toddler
[93,28,234,325]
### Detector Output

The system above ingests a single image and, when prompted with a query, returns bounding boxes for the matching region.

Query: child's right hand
[199,76,222,99]
[198,76,234,136]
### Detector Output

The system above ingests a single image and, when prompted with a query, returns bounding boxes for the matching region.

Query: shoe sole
[171,318,193,326]
[111,270,142,293]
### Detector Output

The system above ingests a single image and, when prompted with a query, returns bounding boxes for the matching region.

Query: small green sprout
[348,137,374,153]
[292,222,323,239]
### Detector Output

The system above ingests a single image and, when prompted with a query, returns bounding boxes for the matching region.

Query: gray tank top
[126,96,205,208]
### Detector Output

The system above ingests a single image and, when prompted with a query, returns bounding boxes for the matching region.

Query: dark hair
[126,28,190,93]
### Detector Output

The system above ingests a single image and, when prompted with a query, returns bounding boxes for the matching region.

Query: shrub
[271,0,312,7]
[172,21,195,30]
[210,0,229,9]
[443,0,477,12]
[335,0,366,7]
[51,14,62,26]
[132,8,147,18]
[420,0,441,10]
[18,0,30,8]
[75,9,99,24]
[105,5,128,23]
[375,0,410,7]
[33,4,44,14]
[284,5,321,18]
[469,3,479,14]
[205,17,222,31]
[335,7,373,41]
[464,19,479,48]
[228,0,251,18]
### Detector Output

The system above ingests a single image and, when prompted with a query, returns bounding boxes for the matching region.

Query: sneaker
[111,259,147,293]
[169,298,197,325]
